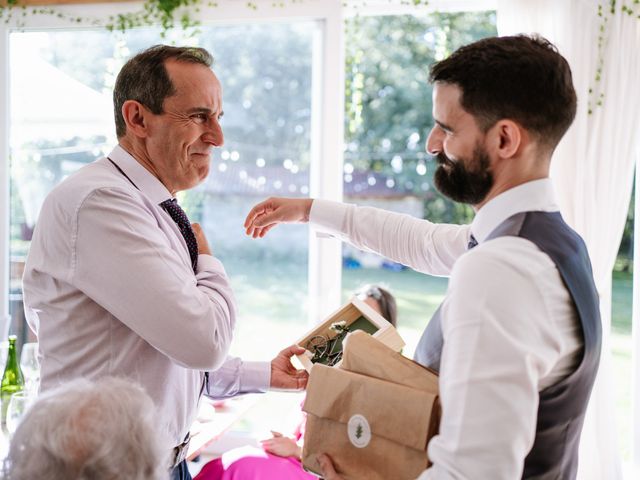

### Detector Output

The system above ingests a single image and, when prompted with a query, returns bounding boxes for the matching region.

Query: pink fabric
[194,445,314,480]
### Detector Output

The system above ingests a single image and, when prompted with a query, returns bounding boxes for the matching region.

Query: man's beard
[433,145,494,205]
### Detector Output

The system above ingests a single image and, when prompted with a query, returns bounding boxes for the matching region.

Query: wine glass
[6,391,35,436]
[20,343,40,394]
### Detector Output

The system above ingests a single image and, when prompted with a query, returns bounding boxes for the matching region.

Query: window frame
[0,0,345,326]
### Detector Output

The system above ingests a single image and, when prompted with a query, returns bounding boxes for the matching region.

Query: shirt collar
[107,145,174,204]
[470,178,560,243]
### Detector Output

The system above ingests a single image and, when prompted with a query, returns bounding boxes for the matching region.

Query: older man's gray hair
[3,377,169,480]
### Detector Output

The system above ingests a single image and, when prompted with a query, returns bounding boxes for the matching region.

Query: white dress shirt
[309,178,583,479]
[23,145,270,448]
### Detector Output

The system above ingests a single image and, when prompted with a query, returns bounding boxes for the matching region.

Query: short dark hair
[113,45,214,138]
[429,35,577,151]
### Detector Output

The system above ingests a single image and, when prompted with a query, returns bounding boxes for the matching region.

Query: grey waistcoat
[413,211,601,480]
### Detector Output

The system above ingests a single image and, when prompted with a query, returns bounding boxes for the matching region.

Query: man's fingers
[244,200,271,229]
[318,453,339,479]
[296,371,309,389]
[256,224,276,238]
[281,344,307,357]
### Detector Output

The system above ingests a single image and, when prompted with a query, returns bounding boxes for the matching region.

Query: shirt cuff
[309,199,351,238]
[196,254,228,275]
[240,361,271,392]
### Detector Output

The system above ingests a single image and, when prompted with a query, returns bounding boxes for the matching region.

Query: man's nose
[204,119,224,147]
[426,126,443,155]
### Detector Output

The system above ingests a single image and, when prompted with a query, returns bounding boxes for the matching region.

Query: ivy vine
[589,0,639,114]
[1,0,429,36]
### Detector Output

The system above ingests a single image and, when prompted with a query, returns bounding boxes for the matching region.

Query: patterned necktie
[160,199,210,395]
[467,233,479,250]
[160,198,198,271]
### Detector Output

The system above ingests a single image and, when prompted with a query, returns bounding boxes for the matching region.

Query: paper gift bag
[340,330,439,394]
[302,331,440,480]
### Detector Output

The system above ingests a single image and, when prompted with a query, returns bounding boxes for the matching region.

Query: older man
[23,45,307,480]
[245,35,601,480]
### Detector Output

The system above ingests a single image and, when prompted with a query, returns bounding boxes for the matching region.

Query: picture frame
[295,297,405,372]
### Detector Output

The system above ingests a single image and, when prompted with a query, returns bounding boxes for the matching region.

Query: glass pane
[8,23,317,357]
[9,31,117,345]
[341,12,497,355]
[612,188,634,463]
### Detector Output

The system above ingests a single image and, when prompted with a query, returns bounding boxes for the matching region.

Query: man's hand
[318,454,343,480]
[191,223,212,255]
[270,345,308,390]
[244,197,314,238]
[260,431,302,459]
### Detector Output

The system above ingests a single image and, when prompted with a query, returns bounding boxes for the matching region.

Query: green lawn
[611,270,633,461]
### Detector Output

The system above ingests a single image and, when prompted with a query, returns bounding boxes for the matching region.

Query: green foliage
[107,0,207,36]
[198,23,314,169]
[590,1,640,114]
[615,183,634,272]
[1,1,428,36]
[344,12,496,224]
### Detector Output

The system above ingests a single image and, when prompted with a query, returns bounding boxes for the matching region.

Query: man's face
[145,60,224,194]
[426,82,494,206]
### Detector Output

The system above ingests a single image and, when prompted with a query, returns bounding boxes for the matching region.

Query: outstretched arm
[244,197,314,238]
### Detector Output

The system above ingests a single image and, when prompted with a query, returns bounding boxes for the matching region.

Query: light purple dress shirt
[23,145,270,448]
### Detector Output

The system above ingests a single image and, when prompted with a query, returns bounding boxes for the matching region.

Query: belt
[171,433,191,469]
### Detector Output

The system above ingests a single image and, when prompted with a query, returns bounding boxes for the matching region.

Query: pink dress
[193,445,314,480]
[194,405,314,480]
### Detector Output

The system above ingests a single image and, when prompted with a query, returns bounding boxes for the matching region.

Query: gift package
[301,331,440,480]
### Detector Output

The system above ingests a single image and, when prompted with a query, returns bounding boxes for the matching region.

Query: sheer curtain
[497,1,640,479]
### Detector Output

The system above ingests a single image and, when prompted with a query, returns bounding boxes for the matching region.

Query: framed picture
[295,297,405,372]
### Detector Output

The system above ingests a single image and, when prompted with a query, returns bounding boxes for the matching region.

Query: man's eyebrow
[434,119,454,132]
[186,107,215,115]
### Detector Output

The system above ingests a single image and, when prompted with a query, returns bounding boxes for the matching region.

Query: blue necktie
[160,198,198,271]
[468,233,478,250]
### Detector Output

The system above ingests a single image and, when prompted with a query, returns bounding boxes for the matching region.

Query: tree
[344,12,497,224]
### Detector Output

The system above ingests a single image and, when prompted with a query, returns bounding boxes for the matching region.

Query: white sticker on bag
[347,414,371,448]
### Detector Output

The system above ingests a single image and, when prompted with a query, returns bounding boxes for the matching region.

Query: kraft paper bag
[302,331,440,480]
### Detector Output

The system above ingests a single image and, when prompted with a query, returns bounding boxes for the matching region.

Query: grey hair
[2,377,170,480]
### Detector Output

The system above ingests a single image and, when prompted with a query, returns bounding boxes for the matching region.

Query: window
[6,21,322,358]
[613,187,634,464]
[340,11,497,354]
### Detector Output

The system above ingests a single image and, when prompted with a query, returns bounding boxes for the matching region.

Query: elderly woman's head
[3,377,169,480]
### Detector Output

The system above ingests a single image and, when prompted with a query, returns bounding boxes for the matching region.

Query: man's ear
[121,100,150,138]
[490,119,522,159]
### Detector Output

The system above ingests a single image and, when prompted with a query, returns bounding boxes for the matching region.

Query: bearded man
[242,35,601,480]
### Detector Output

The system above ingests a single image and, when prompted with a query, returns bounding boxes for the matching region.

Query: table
[187,394,259,460]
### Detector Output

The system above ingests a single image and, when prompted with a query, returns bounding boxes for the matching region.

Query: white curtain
[497,1,640,479]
